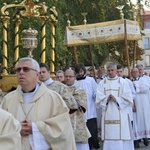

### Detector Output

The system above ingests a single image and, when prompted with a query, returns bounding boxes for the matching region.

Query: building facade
[137,10,150,74]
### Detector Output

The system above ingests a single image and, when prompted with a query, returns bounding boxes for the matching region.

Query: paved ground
[92,141,150,150]
[136,141,150,150]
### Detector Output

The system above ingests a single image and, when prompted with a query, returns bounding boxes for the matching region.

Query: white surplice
[124,78,136,122]
[75,76,97,120]
[132,76,150,140]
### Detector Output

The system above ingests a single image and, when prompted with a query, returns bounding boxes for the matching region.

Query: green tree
[0,0,146,71]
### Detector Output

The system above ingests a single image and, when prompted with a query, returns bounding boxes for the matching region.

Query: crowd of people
[0,57,150,150]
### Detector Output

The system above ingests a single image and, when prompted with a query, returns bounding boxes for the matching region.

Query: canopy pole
[124,20,131,79]
[88,45,96,81]
[72,46,78,64]
[133,40,136,68]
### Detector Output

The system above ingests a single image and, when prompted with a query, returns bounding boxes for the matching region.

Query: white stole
[22,83,50,150]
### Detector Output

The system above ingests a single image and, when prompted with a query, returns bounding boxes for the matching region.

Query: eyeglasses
[15,67,37,73]
[65,75,75,78]
[56,76,64,78]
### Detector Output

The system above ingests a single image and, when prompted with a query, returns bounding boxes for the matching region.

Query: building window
[146,55,150,67]
[144,37,150,49]
[146,21,150,29]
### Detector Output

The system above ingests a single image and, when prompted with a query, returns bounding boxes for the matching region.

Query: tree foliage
[0,0,147,71]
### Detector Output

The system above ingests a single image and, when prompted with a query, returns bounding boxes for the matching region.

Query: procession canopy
[64,19,142,46]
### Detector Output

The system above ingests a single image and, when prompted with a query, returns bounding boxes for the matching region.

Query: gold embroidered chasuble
[2,83,76,150]
[47,81,79,109]
[47,80,91,143]
[68,86,91,143]
[96,77,133,140]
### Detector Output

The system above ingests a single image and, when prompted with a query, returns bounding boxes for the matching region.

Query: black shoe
[134,140,140,149]
[143,138,149,146]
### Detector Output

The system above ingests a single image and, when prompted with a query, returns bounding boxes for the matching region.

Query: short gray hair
[136,64,143,68]
[16,57,40,72]
[56,70,64,74]
[107,62,117,69]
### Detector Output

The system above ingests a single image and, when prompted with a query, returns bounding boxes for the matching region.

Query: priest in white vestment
[0,108,21,150]
[1,57,76,150]
[131,67,150,148]
[96,62,134,150]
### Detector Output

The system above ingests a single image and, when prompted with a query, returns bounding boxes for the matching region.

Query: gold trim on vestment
[105,89,119,92]
[104,120,120,124]
[121,96,133,106]
[96,97,106,105]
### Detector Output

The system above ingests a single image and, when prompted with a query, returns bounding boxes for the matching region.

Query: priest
[1,57,76,150]
[96,62,134,150]
[0,108,21,150]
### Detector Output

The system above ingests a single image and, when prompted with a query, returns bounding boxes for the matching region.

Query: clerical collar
[97,76,104,80]
[22,83,40,104]
[22,82,39,93]
[107,75,118,80]
[76,75,86,81]
[132,77,140,81]
[44,78,54,86]
[22,87,36,93]
[67,83,75,87]
[139,74,144,77]
[122,76,126,79]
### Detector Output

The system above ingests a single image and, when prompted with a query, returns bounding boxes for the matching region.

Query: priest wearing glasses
[1,57,76,150]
